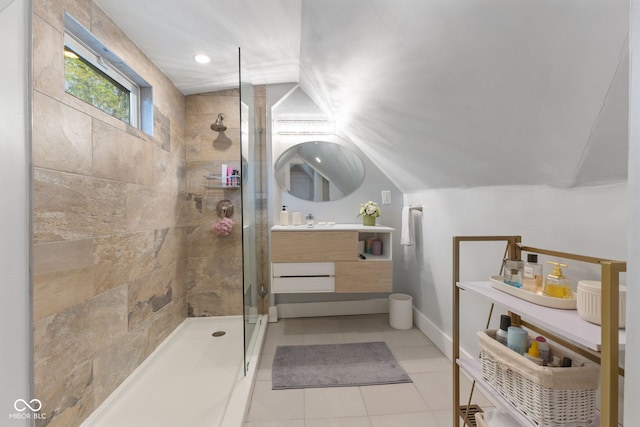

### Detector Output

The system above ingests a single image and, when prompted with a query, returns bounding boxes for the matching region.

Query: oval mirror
[274,141,365,202]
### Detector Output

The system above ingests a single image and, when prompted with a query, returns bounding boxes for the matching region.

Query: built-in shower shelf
[203,174,240,189]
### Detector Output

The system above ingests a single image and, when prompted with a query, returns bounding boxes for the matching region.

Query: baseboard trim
[275,298,389,319]
[273,301,473,360]
[413,307,473,360]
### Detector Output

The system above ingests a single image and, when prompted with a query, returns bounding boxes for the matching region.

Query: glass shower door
[239,48,260,375]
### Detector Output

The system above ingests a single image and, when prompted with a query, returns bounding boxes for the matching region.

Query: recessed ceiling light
[194,54,210,64]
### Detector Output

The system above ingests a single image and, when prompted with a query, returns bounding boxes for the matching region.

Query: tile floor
[244,314,492,427]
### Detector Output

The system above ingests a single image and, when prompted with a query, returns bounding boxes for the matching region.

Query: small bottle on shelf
[503,258,524,288]
[507,326,528,354]
[535,336,551,363]
[543,261,572,298]
[221,164,228,187]
[496,314,511,346]
[523,340,544,365]
[522,253,543,293]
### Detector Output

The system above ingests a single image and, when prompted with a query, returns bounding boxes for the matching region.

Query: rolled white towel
[400,207,414,246]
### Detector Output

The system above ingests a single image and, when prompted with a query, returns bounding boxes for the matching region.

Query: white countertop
[271,223,394,232]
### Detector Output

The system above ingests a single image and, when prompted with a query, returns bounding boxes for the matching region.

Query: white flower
[358,201,381,218]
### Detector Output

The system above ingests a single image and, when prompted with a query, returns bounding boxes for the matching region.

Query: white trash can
[389,293,413,330]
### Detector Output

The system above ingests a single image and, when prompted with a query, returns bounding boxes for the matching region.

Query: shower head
[211,113,227,132]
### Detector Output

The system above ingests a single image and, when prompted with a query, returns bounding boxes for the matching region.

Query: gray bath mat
[272,341,412,390]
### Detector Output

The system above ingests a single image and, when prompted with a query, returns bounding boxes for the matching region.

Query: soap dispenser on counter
[543,261,572,298]
[279,206,289,226]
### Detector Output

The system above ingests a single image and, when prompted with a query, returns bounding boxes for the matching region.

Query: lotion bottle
[279,205,289,226]
[543,261,572,298]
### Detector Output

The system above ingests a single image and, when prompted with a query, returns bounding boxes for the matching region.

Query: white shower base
[82,315,267,427]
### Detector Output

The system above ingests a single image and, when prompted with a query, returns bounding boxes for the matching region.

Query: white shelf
[203,174,240,189]
[458,358,607,427]
[359,229,393,260]
[204,184,240,189]
[457,358,533,427]
[458,281,625,352]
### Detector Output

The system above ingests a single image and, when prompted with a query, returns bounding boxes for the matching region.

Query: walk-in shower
[75,49,267,426]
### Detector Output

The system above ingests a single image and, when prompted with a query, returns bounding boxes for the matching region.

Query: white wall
[625,1,640,424]
[300,0,629,192]
[0,0,32,424]
[402,184,628,358]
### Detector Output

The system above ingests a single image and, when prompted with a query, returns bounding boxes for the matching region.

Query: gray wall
[0,0,32,424]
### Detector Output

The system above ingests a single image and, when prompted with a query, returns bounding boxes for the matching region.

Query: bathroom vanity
[271,224,393,293]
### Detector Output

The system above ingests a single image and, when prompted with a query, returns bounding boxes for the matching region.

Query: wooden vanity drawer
[272,277,335,293]
[271,231,358,262]
[272,262,335,277]
[335,261,392,293]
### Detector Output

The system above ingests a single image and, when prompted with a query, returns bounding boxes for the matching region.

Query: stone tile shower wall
[185,91,243,316]
[32,2,187,426]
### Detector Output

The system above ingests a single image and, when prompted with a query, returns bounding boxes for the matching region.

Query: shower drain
[211,331,226,337]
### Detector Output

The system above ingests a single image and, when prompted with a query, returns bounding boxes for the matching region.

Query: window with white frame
[63,13,153,134]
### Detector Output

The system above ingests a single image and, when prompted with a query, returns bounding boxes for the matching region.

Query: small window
[64,34,137,125]
[63,13,153,134]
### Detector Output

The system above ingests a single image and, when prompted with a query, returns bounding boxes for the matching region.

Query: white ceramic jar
[576,280,626,328]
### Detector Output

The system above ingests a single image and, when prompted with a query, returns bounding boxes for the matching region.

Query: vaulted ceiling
[95,0,629,192]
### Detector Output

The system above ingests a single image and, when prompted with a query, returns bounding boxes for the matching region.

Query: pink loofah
[211,217,234,236]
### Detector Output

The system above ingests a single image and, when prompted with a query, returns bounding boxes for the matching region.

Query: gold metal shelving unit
[452,235,626,427]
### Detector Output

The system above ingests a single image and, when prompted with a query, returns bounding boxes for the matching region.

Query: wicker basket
[478,329,599,427]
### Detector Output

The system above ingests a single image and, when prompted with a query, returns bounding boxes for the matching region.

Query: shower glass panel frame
[239,48,260,375]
